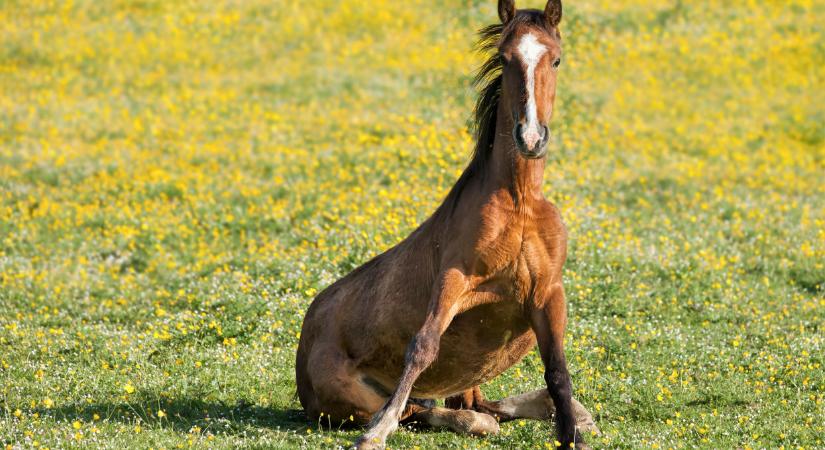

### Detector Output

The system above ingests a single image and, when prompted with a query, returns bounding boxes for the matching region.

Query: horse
[295,1,596,448]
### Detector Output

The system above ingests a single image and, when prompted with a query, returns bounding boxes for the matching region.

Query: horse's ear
[544,0,562,28]
[498,0,516,24]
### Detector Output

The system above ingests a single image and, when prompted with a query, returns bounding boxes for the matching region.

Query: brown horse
[296,1,596,448]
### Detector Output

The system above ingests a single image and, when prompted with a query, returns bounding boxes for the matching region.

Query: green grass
[0,0,823,449]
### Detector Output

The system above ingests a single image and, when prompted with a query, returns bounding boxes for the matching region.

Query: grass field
[1,0,824,448]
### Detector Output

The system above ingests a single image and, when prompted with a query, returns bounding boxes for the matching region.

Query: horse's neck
[488,107,547,206]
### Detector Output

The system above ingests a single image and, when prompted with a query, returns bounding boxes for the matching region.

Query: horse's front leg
[529,283,588,450]
[445,386,598,434]
[355,269,467,450]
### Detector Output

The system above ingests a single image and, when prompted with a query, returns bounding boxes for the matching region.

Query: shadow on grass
[30,394,311,435]
[28,393,530,438]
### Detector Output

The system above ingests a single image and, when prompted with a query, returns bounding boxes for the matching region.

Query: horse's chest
[474,226,548,299]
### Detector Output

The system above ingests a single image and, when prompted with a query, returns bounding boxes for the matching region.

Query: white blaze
[516,33,548,148]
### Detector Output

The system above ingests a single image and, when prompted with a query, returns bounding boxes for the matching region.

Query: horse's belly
[410,303,536,398]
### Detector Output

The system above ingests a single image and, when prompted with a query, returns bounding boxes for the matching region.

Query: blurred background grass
[1,0,823,448]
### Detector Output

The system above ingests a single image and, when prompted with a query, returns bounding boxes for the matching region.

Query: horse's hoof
[577,420,600,436]
[354,435,385,450]
[469,411,500,436]
[449,410,500,436]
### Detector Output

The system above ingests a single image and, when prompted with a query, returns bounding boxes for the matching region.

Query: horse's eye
[499,54,508,66]
[552,57,562,69]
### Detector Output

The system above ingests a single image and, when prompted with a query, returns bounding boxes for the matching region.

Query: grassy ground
[1,0,823,448]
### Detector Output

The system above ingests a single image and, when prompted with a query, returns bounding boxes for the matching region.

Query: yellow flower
[157,410,166,418]
[73,420,82,429]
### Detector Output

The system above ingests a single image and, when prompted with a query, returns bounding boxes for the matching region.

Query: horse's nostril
[513,124,525,145]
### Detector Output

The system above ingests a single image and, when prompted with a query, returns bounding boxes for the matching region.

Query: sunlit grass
[1,0,823,448]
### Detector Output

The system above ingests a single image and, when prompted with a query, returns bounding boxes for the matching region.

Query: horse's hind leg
[299,342,387,426]
[299,341,500,437]
[446,387,598,434]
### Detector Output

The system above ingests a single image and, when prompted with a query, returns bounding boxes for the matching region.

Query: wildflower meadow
[1,0,823,448]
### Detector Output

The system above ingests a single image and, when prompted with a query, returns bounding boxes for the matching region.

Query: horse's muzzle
[513,123,550,159]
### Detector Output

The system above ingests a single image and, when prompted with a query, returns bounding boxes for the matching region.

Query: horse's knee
[544,367,572,400]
